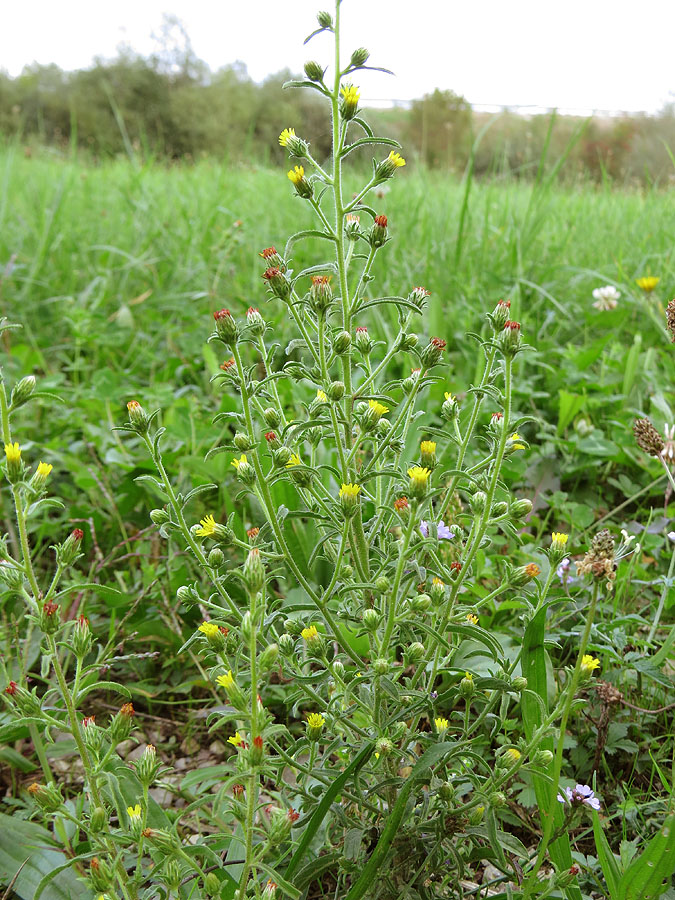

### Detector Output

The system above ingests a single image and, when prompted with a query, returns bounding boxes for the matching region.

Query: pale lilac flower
[556,558,577,585]
[557,784,601,810]
[419,520,455,541]
[669,532,675,542]
[592,285,620,311]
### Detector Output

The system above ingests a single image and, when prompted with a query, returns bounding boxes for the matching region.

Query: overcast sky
[3,0,674,114]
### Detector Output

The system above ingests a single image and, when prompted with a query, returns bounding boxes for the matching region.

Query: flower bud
[355,326,373,355]
[89,806,107,833]
[234,432,254,451]
[199,621,226,650]
[204,872,221,897]
[177,584,200,606]
[554,865,581,888]
[511,676,528,692]
[274,446,293,467]
[332,659,345,680]
[249,735,264,766]
[0,562,24,590]
[470,491,487,515]
[408,286,430,310]
[420,337,447,369]
[459,672,475,698]
[491,501,508,518]
[441,391,459,420]
[374,575,390,594]
[344,213,360,240]
[27,781,63,812]
[5,681,42,715]
[350,47,370,67]
[373,658,389,676]
[333,330,352,355]
[162,859,182,891]
[279,633,295,655]
[340,84,360,120]
[109,702,135,744]
[327,380,345,402]
[468,804,485,825]
[549,531,569,562]
[231,454,256,485]
[405,642,425,664]
[72,615,92,658]
[489,791,507,809]
[306,712,326,741]
[136,744,160,787]
[10,375,36,409]
[317,10,333,27]
[429,577,445,604]
[500,320,522,356]
[301,624,325,656]
[213,309,239,345]
[150,508,170,525]
[490,299,511,331]
[511,563,540,586]
[342,565,354,579]
[259,643,279,673]
[410,593,431,613]
[369,214,388,248]
[55,528,84,567]
[143,827,180,853]
[259,246,285,269]
[285,618,303,636]
[309,275,333,312]
[263,407,281,428]
[339,483,361,518]
[262,266,292,299]
[207,547,225,569]
[420,440,436,469]
[532,749,554,767]
[363,609,380,632]
[398,332,419,352]
[439,781,455,802]
[304,60,325,82]
[407,465,431,499]
[510,498,533,520]
[89,857,114,892]
[243,548,265,594]
[40,601,60,635]
[375,737,394,756]
[82,716,103,753]
[246,306,265,335]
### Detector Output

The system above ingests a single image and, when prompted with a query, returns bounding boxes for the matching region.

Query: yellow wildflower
[580,655,601,677]
[339,483,361,499]
[36,462,53,478]
[127,804,142,819]
[287,165,305,186]
[228,732,245,747]
[420,440,436,454]
[503,748,521,763]
[278,127,296,147]
[551,532,568,550]
[4,442,21,463]
[231,454,247,470]
[636,275,660,292]
[444,392,455,402]
[316,389,327,402]
[407,466,431,498]
[216,670,235,689]
[368,399,389,418]
[341,84,360,105]
[466,613,479,625]
[199,621,220,638]
[435,716,449,731]
[387,150,406,168]
[510,432,526,450]
[301,625,318,641]
[285,453,302,468]
[307,712,325,729]
[196,514,217,536]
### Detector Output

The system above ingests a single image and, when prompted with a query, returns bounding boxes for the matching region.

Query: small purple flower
[419,519,455,541]
[557,784,600,810]
[557,558,578,585]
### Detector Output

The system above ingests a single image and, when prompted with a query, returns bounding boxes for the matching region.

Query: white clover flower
[592,285,620,311]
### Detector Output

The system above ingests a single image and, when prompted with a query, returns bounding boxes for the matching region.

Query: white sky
[3,0,674,114]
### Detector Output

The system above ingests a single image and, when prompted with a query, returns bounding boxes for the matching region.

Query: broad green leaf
[618,812,675,900]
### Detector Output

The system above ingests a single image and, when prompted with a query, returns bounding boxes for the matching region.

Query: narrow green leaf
[592,809,622,898]
[618,812,675,900]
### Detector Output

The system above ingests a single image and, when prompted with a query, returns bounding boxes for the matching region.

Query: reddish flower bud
[374,214,387,227]
[5,681,17,695]
[72,529,84,541]
[247,527,260,539]
[287,807,300,823]
[220,357,236,372]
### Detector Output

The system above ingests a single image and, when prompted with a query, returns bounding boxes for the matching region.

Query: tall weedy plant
[5,4,662,900]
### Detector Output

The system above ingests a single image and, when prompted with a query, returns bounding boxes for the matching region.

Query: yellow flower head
[432,577,443,587]
[420,440,436,454]
[4,442,21,463]
[503,747,521,763]
[196,514,217,536]
[231,454,247,470]
[285,453,302,468]
[466,613,479,625]
[407,466,431,499]
[287,165,305,186]
[339,483,361,499]
[279,127,296,147]
[388,150,406,168]
[551,532,568,549]
[434,716,449,731]
[509,432,526,450]
[228,732,245,747]
[368,399,389,417]
[341,84,360,105]
[36,461,53,479]
[199,621,220,638]
[127,804,142,819]
[301,624,319,641]
[316,389,327,402]
[581,655,601,676]
[307,712,325,729]
[636,275,660,292]
[444,392,455,402]
[216,670,235,689]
